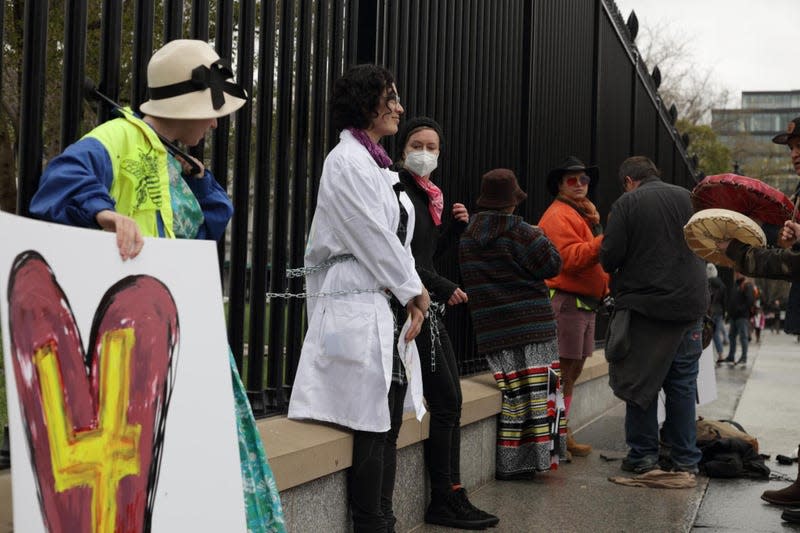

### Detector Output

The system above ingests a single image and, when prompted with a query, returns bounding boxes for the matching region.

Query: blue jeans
[624,324,703,470]
[712,313,725,355]
[727,317,749,362]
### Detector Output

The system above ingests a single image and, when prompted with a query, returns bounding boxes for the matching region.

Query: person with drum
[718,218,800,524]
[538,156,609,459]
[600,156,708,475]
[773,117,800,335]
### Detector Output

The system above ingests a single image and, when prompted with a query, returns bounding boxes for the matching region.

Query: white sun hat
[139,39,247,120]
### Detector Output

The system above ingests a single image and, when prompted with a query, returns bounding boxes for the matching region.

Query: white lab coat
[288,130,425,432]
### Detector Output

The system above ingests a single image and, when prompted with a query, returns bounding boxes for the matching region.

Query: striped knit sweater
[459,211,562,355]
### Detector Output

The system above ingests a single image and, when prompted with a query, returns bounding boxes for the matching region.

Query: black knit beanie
[395,116,445,160]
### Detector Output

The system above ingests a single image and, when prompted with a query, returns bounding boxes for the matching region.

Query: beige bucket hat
[139,39,247,120]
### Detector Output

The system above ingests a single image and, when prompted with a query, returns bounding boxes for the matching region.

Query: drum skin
[684,208,766,267]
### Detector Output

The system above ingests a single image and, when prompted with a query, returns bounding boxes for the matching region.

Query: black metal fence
[10,0,697,416]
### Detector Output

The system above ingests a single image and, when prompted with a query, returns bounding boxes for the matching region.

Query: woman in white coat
[288,64,430,533]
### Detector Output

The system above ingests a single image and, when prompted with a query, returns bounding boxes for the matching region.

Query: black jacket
[727,278,755,320]
[600,176,708,321]
[708,276,727,316]
[399,169,466,302]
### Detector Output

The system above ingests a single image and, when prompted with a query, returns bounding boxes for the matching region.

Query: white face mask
[404,150,439,177]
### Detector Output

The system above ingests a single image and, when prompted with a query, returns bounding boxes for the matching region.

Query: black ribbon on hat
[147,59,247,110]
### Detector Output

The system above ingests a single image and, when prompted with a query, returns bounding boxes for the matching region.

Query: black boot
[453,488,500,527]
[424,490,495,530]
[782,508,800,524]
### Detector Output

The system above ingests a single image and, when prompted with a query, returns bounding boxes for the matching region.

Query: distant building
[712,90,800,194]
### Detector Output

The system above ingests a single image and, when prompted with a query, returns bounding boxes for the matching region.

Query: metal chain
[272,254,384,300]
[264,287,384,301]
[285,254,357,278]
[427,300,446,372]
[272,256,448,375]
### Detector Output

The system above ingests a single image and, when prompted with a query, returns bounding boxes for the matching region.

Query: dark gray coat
[600,176,708,321]
[600,176,708,408]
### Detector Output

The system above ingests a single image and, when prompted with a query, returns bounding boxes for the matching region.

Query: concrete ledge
[265,351,606,491]
[576,349,609,385]
[265,372,503,491]
[0,349,613,532]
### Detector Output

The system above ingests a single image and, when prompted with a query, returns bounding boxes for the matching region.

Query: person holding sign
[30,39,285,532]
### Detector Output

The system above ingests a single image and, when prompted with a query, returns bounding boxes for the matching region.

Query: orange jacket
[538,200,609,299]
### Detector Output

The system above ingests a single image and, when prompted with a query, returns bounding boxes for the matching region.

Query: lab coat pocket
[320,300,375,366]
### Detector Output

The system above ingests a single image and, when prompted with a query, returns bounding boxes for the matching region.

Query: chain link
[427,300,446,372]
[273,254,386,300]
[264,287,384,301]
[285,254,357,278]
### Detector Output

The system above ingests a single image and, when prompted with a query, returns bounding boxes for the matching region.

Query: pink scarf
[412,174,444,226]
[347,128,392,168]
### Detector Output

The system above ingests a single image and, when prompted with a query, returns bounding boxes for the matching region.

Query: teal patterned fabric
[167,156,204,239]
[229,350,287,532]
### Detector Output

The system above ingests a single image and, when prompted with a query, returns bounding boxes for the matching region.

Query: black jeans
[349,380,407,533]
[416,315,463,496]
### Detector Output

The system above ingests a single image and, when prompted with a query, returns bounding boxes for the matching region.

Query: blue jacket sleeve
[29,138,116,228]
[185,170,233,241]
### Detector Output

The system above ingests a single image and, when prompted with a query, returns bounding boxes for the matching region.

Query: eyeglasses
[565,175,591,187]
[385,93,401,107]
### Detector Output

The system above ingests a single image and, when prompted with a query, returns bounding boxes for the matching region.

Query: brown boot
[567,427,592,457]
[762,445,800,506]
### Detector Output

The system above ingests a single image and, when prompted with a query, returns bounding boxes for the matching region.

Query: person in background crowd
[706,263,728,363]
[287,64,430,533]
[29,39,285,532]
[393,116,498,529]
[771,299,783,333]
[752,301,765,344]
[718,219,800,525]
[459,169,565,480]
[538,156,609,459]
[722,271,755,367]
[600,156,708,475]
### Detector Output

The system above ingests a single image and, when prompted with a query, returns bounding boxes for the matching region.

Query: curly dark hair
[331,64,395,131]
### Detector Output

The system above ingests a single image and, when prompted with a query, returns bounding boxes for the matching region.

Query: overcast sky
[613,0,798,108]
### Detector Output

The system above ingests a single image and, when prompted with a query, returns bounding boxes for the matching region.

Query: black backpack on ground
[697,422,770,480]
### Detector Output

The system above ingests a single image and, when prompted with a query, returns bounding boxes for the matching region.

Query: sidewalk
[413,330,800,533]
[695,331,800,532]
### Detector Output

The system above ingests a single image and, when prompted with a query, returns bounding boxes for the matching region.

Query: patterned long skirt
[486,339,566,475]
[229,351,287,532]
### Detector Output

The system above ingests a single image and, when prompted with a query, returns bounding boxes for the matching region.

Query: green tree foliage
[677,119,732,176]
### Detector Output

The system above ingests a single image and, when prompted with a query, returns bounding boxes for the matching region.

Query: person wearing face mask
[393,116,498,530]
[538,156,609,460]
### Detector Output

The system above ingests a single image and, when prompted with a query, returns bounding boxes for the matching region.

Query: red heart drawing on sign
[7,251,179,533]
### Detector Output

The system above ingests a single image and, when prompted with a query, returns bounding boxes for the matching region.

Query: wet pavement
[413,330,800,532]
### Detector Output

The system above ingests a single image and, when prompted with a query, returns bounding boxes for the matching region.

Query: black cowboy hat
[476,168,527,209]
[772,116,800,145]
[545,156,599,196]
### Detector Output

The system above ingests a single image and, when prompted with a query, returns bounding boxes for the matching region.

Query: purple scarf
[347,128,392,168]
